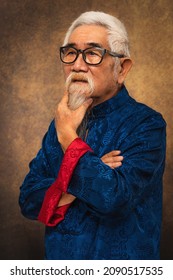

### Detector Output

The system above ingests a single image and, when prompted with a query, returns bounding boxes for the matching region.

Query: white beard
[65,73,94,110]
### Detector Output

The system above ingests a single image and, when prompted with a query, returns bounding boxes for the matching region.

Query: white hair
[63,11,130,57]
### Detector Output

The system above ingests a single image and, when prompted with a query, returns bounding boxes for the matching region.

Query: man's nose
[71,53,89,72]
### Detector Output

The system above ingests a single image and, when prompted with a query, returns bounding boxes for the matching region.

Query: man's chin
[68,94,87,110]
[67,82,94,110]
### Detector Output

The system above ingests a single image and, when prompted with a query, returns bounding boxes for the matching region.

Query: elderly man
[19,11,166,260]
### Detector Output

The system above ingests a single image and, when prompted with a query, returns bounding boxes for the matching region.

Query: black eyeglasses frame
[59,46,125,66]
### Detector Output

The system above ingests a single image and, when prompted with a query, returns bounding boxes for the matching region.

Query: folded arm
[57,150,123,206]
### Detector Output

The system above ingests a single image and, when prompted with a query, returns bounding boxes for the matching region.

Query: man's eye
[86,50,102,57]
[87,51,98,56]
[66,51,76,56]
[63,48,76,56]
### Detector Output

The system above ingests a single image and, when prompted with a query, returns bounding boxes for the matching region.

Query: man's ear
[117,58,133,85]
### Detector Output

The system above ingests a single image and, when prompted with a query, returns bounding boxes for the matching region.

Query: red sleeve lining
[38,137,92,226]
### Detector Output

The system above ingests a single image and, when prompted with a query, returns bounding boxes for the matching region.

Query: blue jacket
[19,86,166,259]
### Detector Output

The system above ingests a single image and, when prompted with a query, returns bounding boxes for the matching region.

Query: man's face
[63,24,120,109]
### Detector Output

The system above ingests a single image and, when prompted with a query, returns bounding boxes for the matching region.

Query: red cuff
[38,137,92,226]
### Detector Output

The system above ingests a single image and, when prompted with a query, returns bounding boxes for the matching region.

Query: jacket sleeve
[19,121,63,219]
[37,138,92,226]
[67,114,166,217]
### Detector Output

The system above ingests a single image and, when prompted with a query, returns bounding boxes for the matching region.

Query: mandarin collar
[89,86,130,119]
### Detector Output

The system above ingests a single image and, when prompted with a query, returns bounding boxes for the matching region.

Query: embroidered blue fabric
[19,86,166,259]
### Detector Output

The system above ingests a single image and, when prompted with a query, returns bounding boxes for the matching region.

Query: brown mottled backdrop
[0,0,173,260]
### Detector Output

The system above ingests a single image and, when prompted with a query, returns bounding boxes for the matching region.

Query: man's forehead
[67,25,109,47]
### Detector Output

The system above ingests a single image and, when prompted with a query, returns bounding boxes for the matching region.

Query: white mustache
[65,73,91,87]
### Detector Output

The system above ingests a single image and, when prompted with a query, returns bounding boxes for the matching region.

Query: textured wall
[0,0,173,259]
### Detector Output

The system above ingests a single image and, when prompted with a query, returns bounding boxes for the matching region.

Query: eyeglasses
[60,46,125,66]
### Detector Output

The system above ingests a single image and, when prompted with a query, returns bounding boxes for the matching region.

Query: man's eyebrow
[63,43,76,48]
[87,42,103,48]
[63,42,103,48]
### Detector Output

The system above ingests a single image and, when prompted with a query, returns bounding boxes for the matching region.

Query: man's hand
[57,150,123,207]
[55,93,93,151]
[58,193,76,207]
[101,150,123,169]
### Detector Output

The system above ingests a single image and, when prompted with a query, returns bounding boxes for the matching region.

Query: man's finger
[105,161,122,169]
[102,156,123,164]
[61,93,69,105]
[108,150,121,156]
[101,150,121,159]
